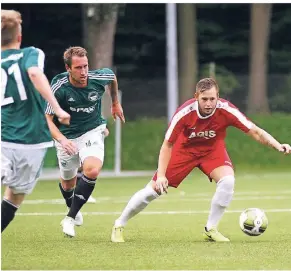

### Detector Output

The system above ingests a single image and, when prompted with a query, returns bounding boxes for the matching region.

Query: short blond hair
[1,9,22,46]
[63,46,87,67]
[196,77,219,93]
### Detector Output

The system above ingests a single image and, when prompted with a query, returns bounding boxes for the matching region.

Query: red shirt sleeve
[165,99,196,143]
[165,115,185,144]
[221,101,254,133]
[165,105,194,143]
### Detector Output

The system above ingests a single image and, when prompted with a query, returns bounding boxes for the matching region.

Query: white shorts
[55,124,106,180]
[1,147,47,194]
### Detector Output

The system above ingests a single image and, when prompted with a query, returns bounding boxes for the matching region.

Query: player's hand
[59,138,78,156]
[104,128,109,137]
[279,144,291,154]
[54,108,71,126]
[155,176,169,194]
[111,102,125,123]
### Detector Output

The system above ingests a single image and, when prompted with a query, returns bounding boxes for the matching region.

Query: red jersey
[165,98,254,155]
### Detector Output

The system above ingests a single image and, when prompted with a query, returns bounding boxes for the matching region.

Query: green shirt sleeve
[45,75,64,115]
[24,47,45,72]
[90,68,115,87]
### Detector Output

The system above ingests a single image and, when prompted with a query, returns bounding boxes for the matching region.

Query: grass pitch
[2,169,291,270]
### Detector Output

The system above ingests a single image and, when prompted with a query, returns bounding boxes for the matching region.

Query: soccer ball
[239,208,268,236]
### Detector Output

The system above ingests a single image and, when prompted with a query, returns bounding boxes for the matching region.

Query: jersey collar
[196,100,217,119]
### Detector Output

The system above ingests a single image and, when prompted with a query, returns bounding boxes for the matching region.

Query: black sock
[67,174,96,219]
[59,183,74,208]
[1,200,18,232]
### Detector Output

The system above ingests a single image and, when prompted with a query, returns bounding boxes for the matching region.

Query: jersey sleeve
[24,47,45,72]
[45,76,64,115]
[165,109,187,144]
[89,68,115,87]
[224,102,254,133]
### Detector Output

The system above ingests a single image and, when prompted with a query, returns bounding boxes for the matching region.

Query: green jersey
[1,47,53,149]
[45,68,115,139]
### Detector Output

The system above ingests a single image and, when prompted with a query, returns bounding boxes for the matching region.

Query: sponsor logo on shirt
[70,105,95,113]
[188,130,216,139]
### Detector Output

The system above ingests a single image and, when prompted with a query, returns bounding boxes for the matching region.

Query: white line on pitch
[5,270,288,271]
[16,208,291,216]
[22,195,291,205]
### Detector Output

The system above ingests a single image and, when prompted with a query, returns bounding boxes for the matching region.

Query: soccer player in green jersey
[45,46,125,238]
[1,10,70,232]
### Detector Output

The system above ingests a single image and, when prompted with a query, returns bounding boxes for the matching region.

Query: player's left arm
[226,101,290,154]
[26,48,70,125]
[108,75,125,123]
[247,125,291,154]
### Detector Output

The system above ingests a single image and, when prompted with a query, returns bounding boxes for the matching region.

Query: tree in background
[248,4,272,114]
[82,4,120,68]
[82,4,122,117]
[178,4,198,104]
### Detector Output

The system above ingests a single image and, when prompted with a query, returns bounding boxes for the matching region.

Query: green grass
[2,169,291,270]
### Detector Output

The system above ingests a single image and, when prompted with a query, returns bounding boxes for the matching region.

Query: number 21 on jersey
[1,63,27,106]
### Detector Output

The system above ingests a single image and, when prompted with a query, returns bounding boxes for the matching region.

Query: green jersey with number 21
[1,47,53,148]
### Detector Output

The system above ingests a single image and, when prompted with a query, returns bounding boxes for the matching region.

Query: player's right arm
[155,139,173,194]
[155,107,187,194]
[45,114,77,155]
[45,75,77,156]
[25,48,70,125]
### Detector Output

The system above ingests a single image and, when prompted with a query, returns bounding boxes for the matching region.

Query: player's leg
[206,166,234,231]
[56,143,84,237]
[66,156,101,221]
[111,148,197,242]
[1,187,24,232]
[199,149,234,242]
[56,141,83,224]
[1,148,46,232]
[1,150,18,232]
[111,181,159,242]
[55,141,79,210]
[77,166,96,203]
[76,126,109,205]
[64,126,105,237]
[59,176,76,209]
[59,174,84,230]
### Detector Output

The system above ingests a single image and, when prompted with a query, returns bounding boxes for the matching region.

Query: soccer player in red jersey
[111,77,291,242]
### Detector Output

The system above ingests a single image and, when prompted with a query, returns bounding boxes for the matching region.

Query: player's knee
[83,167,100,179]
[83,157,102,179]
[216,175,235,207]
[218,175,235,191]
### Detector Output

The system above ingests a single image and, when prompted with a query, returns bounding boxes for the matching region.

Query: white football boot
[87,195,97,203]
[74,211,83,226]
[61,216,75,238]
[63,208,83,226]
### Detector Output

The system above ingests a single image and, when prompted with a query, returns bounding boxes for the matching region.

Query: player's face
[196,86,218,116]
[67,56,89,86]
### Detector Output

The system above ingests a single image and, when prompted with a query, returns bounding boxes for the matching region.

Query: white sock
[206,175,235,230]
[115,184,159,227]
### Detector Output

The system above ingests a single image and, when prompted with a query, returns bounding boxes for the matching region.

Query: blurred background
[2,3,291,172]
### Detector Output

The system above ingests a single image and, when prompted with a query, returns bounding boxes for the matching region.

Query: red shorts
[152,146,233,188]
